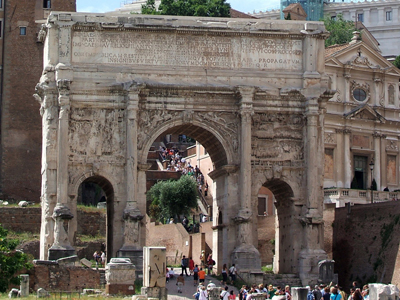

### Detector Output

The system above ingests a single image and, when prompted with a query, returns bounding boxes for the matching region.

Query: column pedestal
[48,204,75,260]
[118,207,144,275]
[298,249,327,286]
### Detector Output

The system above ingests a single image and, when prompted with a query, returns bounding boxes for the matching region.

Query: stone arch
[138,118,237,271]
[260,179,298,274]
[73,173,116,260]
[138,118,235,168]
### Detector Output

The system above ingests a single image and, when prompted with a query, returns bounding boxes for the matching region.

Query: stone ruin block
[291,287,309,300]
[37,288,50,298]
[143,247,166,288]
[318,260,335,284]
[80,258,92,268]
[19,274,29,297]
[105,258,136,295]
[369,283,399,300]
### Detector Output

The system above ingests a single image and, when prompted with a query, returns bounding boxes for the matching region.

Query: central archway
[138,121,238,272]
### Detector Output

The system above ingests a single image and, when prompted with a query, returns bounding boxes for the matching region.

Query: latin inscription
[72,31,303,70]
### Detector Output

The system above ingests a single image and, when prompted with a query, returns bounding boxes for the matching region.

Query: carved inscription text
[72,31,303,70]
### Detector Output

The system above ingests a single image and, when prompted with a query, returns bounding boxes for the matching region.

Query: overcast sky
[76,0,281,15]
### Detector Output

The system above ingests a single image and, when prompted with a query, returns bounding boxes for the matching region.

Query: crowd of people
[164,256,372,300]
[159,146,208,196]
[306,282,370,300]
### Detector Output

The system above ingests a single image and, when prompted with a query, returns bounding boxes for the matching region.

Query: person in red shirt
[189,257,195,275]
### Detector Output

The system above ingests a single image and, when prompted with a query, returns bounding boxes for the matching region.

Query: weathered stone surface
[8,289,19,298]
[18,201,29,208]
[37,288,50,298]
[19,274,29,297]
[369,283,399,300]
[143,247,166,288]
[37,12,331,284]
[80,258,92,268]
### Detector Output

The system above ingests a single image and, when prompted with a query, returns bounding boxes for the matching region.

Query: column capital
[336,128,351,134]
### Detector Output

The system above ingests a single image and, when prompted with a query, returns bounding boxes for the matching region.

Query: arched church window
[388,85,395,105]
[353,88,367,102]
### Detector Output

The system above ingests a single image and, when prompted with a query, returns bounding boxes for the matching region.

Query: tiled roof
[325,43,349,57]
[230,8,258,19]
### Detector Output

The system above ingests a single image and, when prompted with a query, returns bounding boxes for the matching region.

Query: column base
[231,243,261,272]
[139,287,167,300]
[106,284,135,295]
[48,247,76,261]
[298,249,327,286]
[117,248,143,276]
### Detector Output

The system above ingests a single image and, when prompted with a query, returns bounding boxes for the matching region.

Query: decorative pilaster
[48,78,75,260]
[344,69,351,103]
[231,87,261,272]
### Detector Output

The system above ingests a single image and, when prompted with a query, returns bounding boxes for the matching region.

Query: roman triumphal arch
[35,12,334,284]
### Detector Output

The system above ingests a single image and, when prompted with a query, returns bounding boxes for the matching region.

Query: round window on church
[353,88,367,101]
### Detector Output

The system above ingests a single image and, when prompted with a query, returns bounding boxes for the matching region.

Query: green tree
[0,225,32,292]
[147,175,198,223]
[393,55,400,69]
[142,0,231,17]
[323,14,355,47]
[141,0,160,15]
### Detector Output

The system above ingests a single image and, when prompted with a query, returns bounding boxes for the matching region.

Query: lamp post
[369,160,374,203]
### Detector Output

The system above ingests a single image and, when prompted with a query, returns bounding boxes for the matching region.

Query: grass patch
[77,204,106,213]
[7,231,40,243]
[76,233,105,243]
[261,265,273,273]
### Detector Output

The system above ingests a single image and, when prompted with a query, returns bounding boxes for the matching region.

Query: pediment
[344,104,385,123]
[325,57,343,68]
[326,43,400,75]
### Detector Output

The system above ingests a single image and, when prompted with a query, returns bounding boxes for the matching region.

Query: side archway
[261,179,298,274]
[74,174,115,261]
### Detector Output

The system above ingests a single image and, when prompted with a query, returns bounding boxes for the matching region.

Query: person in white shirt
[220,286,230,300]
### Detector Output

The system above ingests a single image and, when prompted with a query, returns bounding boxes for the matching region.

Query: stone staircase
[263,273,302,287]
[98,269,106,288]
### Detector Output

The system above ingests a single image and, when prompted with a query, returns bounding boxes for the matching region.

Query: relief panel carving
[69,108,126,159]
[251,138,303,161]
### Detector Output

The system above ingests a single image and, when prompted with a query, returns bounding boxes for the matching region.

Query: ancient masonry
[35,13,334,284]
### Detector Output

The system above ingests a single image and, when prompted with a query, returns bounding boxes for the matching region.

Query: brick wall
[333,201,400,288]
[0,207,105,237]
[0,0,75,202]
[30,263,100,291]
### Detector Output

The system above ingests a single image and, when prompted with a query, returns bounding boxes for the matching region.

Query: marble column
[35,86,58,260]
[335,129,344,188]
[231,87,261,272]
[48,79,75,260]
[298,99,327,286]
[118,90,144,272]
[344,129,352,188]
[373,132,382,191]
[381,135,388,189]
